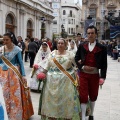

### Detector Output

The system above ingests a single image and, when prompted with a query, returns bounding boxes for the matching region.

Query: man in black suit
[75,26,107,120]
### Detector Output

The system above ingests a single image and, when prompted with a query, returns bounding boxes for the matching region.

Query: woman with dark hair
[9,32,18,45]
[0,32,34,120]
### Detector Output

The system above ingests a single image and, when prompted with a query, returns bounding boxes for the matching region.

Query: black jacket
[75,42,107,79]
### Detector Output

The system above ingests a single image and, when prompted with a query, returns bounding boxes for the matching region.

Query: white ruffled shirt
[89,41,96,52]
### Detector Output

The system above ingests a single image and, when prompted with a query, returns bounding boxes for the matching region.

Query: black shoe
[89,116,94,120]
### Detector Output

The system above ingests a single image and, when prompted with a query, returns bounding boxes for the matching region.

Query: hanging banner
[110,25,120,39]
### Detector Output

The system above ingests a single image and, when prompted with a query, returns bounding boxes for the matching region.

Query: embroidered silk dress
[38,50,81,120]
[0,46,26,120]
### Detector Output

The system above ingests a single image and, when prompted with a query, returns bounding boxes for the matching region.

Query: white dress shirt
[88,41,96,52]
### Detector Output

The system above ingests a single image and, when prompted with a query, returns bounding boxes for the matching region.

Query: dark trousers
[29,52,36,67]
[24,51,28,62]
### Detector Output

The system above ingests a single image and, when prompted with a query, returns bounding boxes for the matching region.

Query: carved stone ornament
[82,0,87,4]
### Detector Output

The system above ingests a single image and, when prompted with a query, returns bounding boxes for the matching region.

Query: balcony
[68,14,75,18]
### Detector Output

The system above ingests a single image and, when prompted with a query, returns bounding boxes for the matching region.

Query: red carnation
[37,72,46,81]
[33,64,39,69]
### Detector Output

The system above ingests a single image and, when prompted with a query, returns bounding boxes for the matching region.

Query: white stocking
[90,101,95,116]
[81,103,87,120]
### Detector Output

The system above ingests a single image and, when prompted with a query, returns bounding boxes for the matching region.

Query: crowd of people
[0,25,108,120]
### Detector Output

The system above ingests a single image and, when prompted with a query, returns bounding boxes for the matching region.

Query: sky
[74,0,82,5]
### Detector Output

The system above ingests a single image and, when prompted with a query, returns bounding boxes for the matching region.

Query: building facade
[51,0,82,38]
[81,0,120,40]
[0,0,54,40]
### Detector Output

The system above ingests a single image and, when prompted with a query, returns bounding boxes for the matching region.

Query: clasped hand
[83,65,95,72]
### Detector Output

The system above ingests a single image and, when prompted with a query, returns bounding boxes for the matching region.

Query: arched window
[6,14,15,32]
[63,10,66,15]
[27,20,33,38]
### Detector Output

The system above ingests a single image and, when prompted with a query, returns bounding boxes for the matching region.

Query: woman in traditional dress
[0,84,8,120]
[30,42,51,90]
[68,40,77,54]
[0,32,33,120]
[38,38,81,120]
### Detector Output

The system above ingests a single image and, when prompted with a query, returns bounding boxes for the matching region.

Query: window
[71,28,73,34]
[71,19,73,24]
[68,19,70,24]
[53,28,57,33]
[27,20,33,38]
[53,12,58,17]
[63,10,66,15]
[74,19,75,24]
[6,14,15,33]
[89,8,96,19]
[69,28,70,34]
[6,14,14,24]
[70,10,72,17]
[63,19,65,24]
[52,3,59,9]
[53,20,57,24]
[27,20,32,29]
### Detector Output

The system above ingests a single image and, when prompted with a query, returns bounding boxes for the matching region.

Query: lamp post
[61,24,65,38]
[41,17,46,39]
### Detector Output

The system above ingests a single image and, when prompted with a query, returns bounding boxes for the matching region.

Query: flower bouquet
[37,72,46,91]
[31,64,39,78]
[99,78,104,89]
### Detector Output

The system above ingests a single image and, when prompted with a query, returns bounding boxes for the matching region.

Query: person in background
[24,37,30,62]
[28,37,38,68]
[68,40,77,54]
[17,36,25,59]
[30,42,51,91]
[0,32,33,120]
[76,33,82,48]
[75,26,107,120]
[46,38,52,51]
[52,38,58,51]
[34,38,40,52]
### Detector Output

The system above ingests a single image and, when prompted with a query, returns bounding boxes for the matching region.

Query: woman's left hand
[22,76,27,83]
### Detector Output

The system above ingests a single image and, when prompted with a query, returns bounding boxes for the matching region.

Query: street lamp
[61,24,65,38]
[40,17,46,39]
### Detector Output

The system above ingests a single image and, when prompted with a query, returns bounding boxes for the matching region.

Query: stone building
[81,0,120,40]
[0,0,54,40]
[51,0,82,38]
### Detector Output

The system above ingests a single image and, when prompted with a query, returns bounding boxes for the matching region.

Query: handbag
[1,47,34,120]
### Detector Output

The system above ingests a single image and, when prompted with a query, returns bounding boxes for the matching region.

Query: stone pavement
[24,56,120,120]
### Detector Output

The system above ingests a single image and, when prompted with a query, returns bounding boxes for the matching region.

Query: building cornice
[61,4,80,10]
[14,0,54,18]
